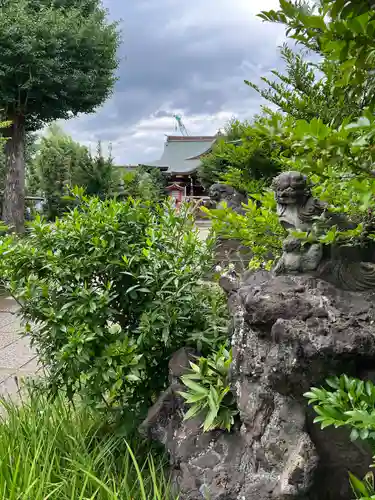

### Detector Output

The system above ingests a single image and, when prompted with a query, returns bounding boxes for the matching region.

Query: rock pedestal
[141,272,375,499]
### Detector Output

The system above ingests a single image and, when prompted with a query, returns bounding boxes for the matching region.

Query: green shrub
[180,345,237,432]
[198,129,281,190]
[0,195,229,426]
[120,165,166,202]
[0,389,175,499]
[220,167,267,196]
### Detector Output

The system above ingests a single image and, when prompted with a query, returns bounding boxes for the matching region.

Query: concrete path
[0,296,38,398]
[196,219,211,241]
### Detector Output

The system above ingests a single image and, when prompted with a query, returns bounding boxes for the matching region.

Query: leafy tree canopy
[31,125,120,219]
[73,141,117,199]
[244,0,375,247]
[255,1,375,179]
[259,0,375,106]
[198,118,282,190]
[0,0,119,129]
[0,0,120,231]
[246,44,373,126]
[121,166,166,203]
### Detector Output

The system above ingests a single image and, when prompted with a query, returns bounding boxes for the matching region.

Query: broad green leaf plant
[180,346,238,432]
[305,375,375,499]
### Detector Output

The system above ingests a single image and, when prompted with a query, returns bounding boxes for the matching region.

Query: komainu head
[272,171,311,206]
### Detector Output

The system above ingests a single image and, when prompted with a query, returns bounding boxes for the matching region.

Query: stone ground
[196,219,211,241]
[0,296,38,399]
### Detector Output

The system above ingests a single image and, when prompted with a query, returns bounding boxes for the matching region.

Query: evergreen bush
[0,195,229,427]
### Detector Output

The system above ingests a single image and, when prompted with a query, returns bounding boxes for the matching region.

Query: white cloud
[61,0,285,165]
[163,0,281,34]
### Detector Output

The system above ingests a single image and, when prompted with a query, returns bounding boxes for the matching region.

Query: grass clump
[0,390,176,499]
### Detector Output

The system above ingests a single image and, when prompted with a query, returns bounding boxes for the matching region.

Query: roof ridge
[166,135,217,142]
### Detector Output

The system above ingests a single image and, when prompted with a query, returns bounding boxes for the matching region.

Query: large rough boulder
[141,272,375,499]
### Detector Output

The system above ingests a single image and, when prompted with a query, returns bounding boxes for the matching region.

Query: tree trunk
[2,115,25,233]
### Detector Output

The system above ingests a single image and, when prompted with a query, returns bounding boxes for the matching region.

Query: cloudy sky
[61,0,285,165]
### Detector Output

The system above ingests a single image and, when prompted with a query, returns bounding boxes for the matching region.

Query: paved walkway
[196,219,211,241]
[0,296,38,398]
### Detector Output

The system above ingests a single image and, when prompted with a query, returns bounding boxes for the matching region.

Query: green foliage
[237,0,375,249]
[0,0,119,128]
[203,190,284,270]
[220,167,267,195]
[252,109,375,180]
[304,375,375,441]
[259,1,375,103]
[73,141,118,198]
[250,107,375,250]
[35,125,92,219]
[349,470,375,500]
[120,166,167,202]
[221,117,252,141]
[255,0,375,158]
[198,119,281,189]
[246,43,371,126]
[208,0,375,259]
[180,346,237,432]
[305,375,375,499]
[0,389,175,499]
[32,126,119,218]
[0,195,228,426]
[0,0,119,231]
[185,282,229,352]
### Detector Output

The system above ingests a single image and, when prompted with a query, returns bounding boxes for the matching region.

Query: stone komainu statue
[272,171,375,291]
[206,183,255,272]
[208,183,248,214]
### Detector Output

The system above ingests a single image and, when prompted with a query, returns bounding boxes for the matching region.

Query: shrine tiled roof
[143,135,217,175]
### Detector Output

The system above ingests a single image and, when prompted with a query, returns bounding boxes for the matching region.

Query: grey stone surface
[195,219,211,241]
[205,184,254,271]
[142,272,375,500]
[0,331,23,350]
[0,298,38,398]
[0,296,21,313]
[0,313,20,330]
[0,374,21,399]
[215,237,254,273]
[0,339,37,370]
[139,348,197,443]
